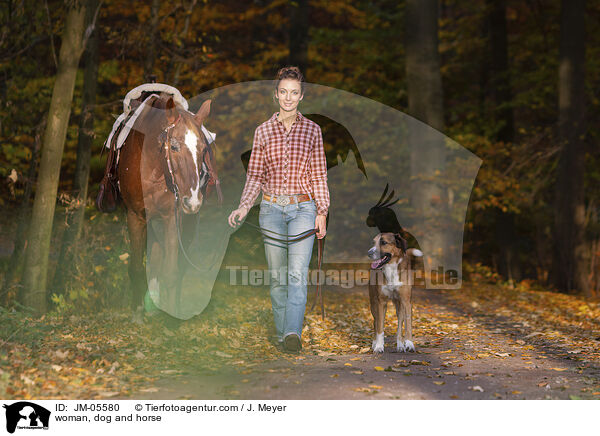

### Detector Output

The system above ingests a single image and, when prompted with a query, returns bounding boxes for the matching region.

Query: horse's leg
[162,213,179,316]
[147,218,164,308]
[126,209,147,319]
[175,213,198,314]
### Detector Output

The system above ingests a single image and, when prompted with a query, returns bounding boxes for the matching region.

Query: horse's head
[158,97,212,214]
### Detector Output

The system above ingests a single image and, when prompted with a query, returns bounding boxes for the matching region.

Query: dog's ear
[394,233,407,253]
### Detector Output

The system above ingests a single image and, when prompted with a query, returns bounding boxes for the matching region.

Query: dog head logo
[3,402,50,433]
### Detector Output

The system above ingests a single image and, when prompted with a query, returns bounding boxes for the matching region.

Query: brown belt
[263,193,312,206]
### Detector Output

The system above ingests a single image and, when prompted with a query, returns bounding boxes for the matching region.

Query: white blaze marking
[184,129,201,207]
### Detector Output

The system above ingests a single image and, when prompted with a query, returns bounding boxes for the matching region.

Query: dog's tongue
[371,254,391,269]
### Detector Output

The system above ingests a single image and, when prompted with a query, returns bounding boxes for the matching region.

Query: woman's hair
[274,66,305,95]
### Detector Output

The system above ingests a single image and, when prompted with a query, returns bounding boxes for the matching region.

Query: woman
[228,66,329,353]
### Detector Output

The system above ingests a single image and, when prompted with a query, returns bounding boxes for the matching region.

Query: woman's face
[276,79,303,112]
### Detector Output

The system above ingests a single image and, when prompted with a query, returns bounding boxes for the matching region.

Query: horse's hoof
[131,307,144,324]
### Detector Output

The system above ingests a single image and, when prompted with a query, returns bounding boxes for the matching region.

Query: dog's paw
[396,338,405,352]
[403,340,415,352]
[372,333,385,353]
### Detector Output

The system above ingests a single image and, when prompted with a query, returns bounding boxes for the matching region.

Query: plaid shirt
[239,112,330,216]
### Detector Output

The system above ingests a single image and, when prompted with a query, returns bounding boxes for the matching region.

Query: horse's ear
[165,97,178,123]
[195,99,211,125]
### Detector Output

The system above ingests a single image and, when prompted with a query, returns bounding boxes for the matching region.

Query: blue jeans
[259,197,317,340]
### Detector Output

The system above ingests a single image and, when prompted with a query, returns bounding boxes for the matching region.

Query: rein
[241,220,326,320]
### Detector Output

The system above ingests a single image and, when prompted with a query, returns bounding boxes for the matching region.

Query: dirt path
[129,288,600,400]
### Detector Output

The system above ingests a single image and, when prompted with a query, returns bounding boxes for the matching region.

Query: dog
[367,232,423,353]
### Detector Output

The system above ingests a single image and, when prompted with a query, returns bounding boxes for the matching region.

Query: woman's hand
[315,214,327,239]
[228,206,249,228]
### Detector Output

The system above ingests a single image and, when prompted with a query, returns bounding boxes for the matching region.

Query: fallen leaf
[215,351,232,358]
[433,381,445,385]
[374,366,385,371]
[550,368,568,372]
[470,386,484,392]
[369,385,383,389]
[54,350,69,359]
[139,387,159,393]
[353,387,370,393]
[511,390,522,395]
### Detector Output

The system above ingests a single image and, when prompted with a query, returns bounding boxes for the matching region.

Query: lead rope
[241,220,326,320]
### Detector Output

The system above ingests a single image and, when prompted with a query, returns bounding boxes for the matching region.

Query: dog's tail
[406,248,423,257]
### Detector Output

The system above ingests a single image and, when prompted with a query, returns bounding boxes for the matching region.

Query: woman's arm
[238,128,266,210]
[310,126,330,217]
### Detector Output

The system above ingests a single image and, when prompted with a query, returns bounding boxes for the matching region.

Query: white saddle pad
[104,83,216,151]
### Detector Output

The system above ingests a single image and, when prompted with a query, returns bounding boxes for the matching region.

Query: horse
[117,93,219,320]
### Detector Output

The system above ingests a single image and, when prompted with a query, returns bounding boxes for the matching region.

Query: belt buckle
[276,195,290,206]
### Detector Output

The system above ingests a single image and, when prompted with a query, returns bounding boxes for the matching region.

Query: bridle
[160,113,210,204]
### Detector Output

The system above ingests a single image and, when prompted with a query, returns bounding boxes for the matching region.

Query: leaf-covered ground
[2,278,600,400]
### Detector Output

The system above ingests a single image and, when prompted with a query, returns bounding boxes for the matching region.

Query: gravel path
[129,288,600,400]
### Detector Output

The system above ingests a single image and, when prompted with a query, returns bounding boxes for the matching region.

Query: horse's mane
[141,94,199,132]
[137,94,171,133]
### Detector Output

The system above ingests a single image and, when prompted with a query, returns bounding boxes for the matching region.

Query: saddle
[96,91,152,213]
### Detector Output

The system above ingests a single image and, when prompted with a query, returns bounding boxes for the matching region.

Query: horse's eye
[170,139,180,152]
[380,241,386,245]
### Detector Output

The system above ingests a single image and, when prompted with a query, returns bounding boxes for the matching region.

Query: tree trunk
[405,0,446,287]
[553,0,589,296]
[487,0,514,144]
[1,117,44,305]
[144,0,160,81]
[288,0,308,74]
[51,0,100,297]
[20,1,87,314]
[173,0,198,86]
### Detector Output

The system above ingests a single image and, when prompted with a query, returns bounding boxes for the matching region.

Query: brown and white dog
[368,233,423,353]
